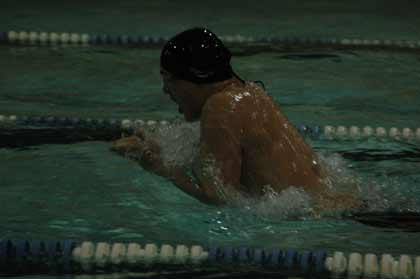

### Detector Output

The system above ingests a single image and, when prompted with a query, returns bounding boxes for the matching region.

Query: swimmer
[111,28,361,212]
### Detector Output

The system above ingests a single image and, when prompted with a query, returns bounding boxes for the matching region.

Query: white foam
[250,186,314,218]
[144,121,200,168]
[143,122,417,215]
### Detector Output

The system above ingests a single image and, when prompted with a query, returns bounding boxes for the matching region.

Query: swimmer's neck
[199,77,245,97]
[181,77,245,122]
[200,77,246,106]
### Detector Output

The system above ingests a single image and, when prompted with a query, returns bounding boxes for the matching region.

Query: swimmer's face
[160,69,178,102]
[160,68,201,122]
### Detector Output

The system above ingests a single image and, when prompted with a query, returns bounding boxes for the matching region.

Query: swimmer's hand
[111,134,223,205]
[110,134,165,175]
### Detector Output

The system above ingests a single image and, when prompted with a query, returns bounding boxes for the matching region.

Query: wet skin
[112,71,361,212]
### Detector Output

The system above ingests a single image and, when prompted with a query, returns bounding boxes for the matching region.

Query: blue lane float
[0,31,6,43]
[314,250,328,272]
[299,251,312,271]
[268,248,282,266]
[285,249,298,268]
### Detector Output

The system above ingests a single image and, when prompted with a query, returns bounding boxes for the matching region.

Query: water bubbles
[137,117,418,219]
[317,153,364,206]
[243,186,314,219]
[146,121,200,168]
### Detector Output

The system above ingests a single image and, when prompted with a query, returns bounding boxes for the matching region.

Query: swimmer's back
[202,81,324,196]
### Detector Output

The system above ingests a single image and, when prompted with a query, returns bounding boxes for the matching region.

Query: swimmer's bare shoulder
[200,86,244,130]
[195,88,247,197]
[201,81,264,121]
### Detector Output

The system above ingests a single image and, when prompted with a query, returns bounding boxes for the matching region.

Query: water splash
[144,121,200,168]
[317,152,365,210]
[359,174,420,212]
[318,152,420,213]
[238,186,315,219]
[144,121,418,217]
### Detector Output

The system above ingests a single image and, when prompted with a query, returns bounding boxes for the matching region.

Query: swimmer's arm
[190,102,243,204]
[110,132,227,204]
[160,166,226,205]
[160,134,241,206]
[158,105,242,205]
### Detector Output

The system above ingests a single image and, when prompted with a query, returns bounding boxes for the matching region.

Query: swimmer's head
[160,27,233,84]
[160,28,241,122]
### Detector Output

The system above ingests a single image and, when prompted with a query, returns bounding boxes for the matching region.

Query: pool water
[1,1,420,277]
[2,43,420,253]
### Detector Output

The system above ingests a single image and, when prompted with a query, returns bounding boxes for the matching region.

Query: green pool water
[1,0,420,277]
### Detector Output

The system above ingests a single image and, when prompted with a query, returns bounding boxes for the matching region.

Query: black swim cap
[160,28,234,84]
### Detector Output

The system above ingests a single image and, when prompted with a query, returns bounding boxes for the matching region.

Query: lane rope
[1,114,419,142]
[1,30,420,51]
[1,239,419,277]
